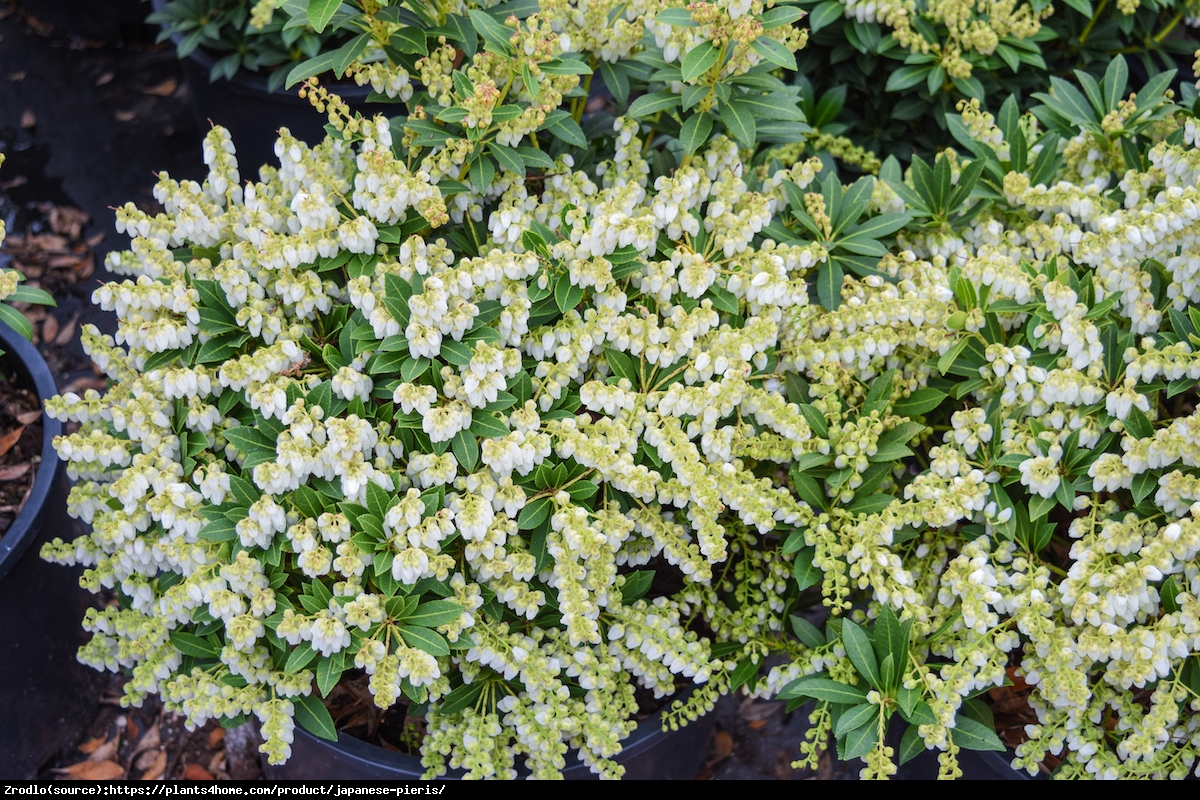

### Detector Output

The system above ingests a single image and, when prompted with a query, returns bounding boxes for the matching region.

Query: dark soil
[0,347,43,537]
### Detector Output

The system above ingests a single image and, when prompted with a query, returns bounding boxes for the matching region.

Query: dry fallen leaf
[182,764,214,780]
[0,427,24,458]
[58,760,125,780]
[8,71,25,81]
[140,751,167,780]
[136,724,161,752]
[747,718,769,730]
[142,78,178,97]
[0,175,26,190]
[86,737,120,764]
[20,109,35,129]
[54,316,78,347]
[95,71,114,86]
[0,464,30,481]
[16,410,41,425]
[208,728,226,748]
[86,232,106,247]
[711,729,733,761]
[41,316,58,344]
[77,735,108,755]
[114,109,137,123]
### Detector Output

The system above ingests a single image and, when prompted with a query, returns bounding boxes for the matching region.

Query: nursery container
[0,321,98,778]
[262,701,717,780]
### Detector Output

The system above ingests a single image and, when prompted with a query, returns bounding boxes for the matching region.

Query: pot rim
[0,321,63,583]
[269,686,702,779]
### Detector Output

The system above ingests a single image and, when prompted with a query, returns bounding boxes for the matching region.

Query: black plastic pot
[889,721,1041,780]
[0,321,99,779]
[263,699,717,780]
[151,0,394,173]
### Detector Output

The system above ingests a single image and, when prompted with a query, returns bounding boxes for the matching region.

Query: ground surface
[0,1,857,780]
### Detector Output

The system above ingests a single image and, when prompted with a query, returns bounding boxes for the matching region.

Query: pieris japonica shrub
[773,56,1200,779]
[38,0,847,778]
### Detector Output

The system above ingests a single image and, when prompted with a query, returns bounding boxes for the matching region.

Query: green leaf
[316,653,346,697]
[468,9,515,55]
[681,41,719,83]
[404,600,464,628]
[808,1,844,33]
[886,65,931,92]
[679,111,714,156]
[835,703,879,738]
[655,8,698,26]
[307,0,341,34]
[294,693,338,741]
[950,713,1006,752]
[793,545,822,590]
[816,260,844,310]
[439,681,484,716]
[627,91,681,118]
[842,619,881,690]
[893,388,946,417]
[790,615,826,648]
[555,275,585,313]
[488,143,525,178]
[518,496,551,530]
[606,348,639,385]
[621,570,655,603]
[780,677,868,705]
[171,632,219,658]
[736,94,806,122]
[721,101,757,149]
[451,429,480,474]
[0,304,33,341]
[391,26,427,55]
[730,657,759,692]
[542,109,587,148]
[842,717,881,760]
[5,285,55,306]
[899,724,925,765]
[285,641,319,674]
[332,33,371,78]
[398,625,450,656]
[751,35,797,70]
[862,369,895,417]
